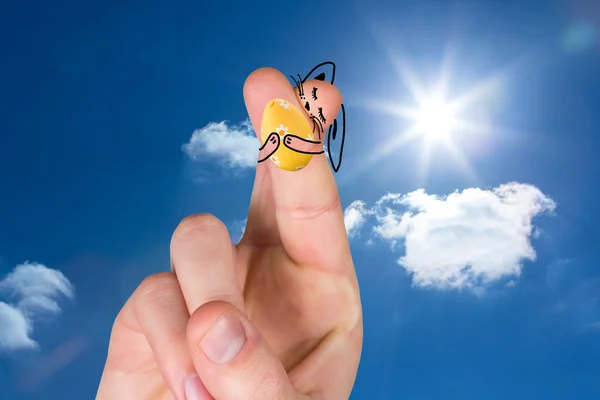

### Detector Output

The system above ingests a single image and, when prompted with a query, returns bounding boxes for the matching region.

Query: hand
[96,67,363,400]
[258,132,280,163]
[283,134,324,155]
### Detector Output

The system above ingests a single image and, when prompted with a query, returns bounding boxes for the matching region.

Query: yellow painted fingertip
[261,98,313,171]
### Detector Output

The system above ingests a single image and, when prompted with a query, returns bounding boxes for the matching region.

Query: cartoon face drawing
[257,62,347,173]
[292,78,340,140]
[292,62,346,173]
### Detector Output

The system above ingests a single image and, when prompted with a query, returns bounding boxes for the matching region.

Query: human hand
[283,134,324,155]
[96,67,363,400]
[258,131,280,163]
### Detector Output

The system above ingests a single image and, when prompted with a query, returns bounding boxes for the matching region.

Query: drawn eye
[311,87,318,101]
[305,101,310,111]
[318,107,326,124]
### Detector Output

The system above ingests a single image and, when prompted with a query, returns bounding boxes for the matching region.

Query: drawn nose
[304,101,310,111]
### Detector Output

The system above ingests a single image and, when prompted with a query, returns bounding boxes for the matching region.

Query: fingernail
[184,374,211,400]
[261,98,314,171]
[200,312,246,364]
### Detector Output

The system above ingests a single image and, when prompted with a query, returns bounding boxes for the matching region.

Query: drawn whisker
[311,118,319,138]
[297,74,305,96]
[289,75,299,88]
[311,115,324,139]
[317,116,324,133]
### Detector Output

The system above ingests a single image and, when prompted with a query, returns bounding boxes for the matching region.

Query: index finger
[243,67,351,273]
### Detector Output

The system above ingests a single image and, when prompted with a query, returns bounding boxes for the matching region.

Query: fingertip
[243,67,288,96]
[328,83,342,104]
[316,81,343,124]
[187,301,295,399]
[187,301,255,364]
[187,301,233,344]
[184,373,212,400]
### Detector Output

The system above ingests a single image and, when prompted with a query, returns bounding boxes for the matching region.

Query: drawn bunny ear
[302,61,336,84]
[327,104,346,173]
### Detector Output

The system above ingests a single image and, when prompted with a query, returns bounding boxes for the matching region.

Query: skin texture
[96,67,363,400]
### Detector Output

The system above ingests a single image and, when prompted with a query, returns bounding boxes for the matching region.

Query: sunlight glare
[350,23,514,188]
[414,95,458,142]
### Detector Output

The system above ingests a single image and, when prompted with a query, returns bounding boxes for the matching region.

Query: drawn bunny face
[290,62,347,173]
[294,78,342,140]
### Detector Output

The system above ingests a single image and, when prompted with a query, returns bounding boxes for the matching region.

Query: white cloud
[0,302,36,350]
[0,262,74,352]
[182,120,259,168]
[230,218,247,244]
[344,183,556,291]
[344,200,372,238]
[239,218,247,236]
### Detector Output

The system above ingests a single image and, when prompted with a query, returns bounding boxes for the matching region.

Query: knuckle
[281,196,342,222]
[244,356,285,399]
[133,273,183,319]
[255,372,283,399]
[171,213,227,246]
[137,272,178,300]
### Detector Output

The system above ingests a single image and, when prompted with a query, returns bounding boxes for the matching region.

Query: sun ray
[452,119,492,135]
[416,136,435,185]
[389,55,429,106]
[364,126,422,165]
[367,23,429,106]
[360,98,419,120]
[435,39,459,99]
[442,138,480,183]
[344,17,514,186]
[448,71,507,112]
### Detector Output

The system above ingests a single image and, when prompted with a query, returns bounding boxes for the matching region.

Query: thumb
[187,301,298,400]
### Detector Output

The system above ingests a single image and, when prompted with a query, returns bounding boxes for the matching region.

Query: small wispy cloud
[581,321,600,333]
[0,262,74,352]
[343,182,556,291]
[229,218,247,244]
[182,120,258,169]
[344,200,372,238]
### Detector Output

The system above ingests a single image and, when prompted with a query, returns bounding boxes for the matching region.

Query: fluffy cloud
[182,120,258,168]
[344,183,556,290]
[344,201,372,238]
[0,262,74,352]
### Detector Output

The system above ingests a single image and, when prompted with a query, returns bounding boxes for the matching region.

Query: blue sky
[1,0,599,398]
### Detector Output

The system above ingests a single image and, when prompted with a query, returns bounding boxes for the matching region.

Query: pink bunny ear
[302,61,337,84]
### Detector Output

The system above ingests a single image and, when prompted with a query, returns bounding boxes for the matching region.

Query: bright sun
[413,95,458,142]
[358,46,505,184]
